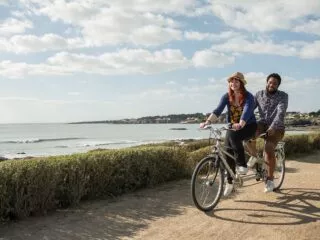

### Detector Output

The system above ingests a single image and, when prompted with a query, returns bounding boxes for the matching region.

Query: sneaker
[264,180,275,193]
[224,183,234,197]
[247,156,258,168]
[236,166,248,175]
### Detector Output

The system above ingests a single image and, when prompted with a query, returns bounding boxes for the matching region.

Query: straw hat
[228,72,247,85]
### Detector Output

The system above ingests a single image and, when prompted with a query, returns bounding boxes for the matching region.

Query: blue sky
[0,0,320,123]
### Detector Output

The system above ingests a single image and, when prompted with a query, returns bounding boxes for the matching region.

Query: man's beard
[266,86,277,94]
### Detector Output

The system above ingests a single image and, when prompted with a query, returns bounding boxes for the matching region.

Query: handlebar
[199,124,268,141]
[199,125,230,140]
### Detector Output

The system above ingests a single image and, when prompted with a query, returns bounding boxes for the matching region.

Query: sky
[0,0,320,123]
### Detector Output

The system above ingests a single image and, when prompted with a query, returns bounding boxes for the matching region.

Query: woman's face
[229,78,241,91]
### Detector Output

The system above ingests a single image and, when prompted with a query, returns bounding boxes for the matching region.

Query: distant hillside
[69,110,320,126]
[69,113,224,124]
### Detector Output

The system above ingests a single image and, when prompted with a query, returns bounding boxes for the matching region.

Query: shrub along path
[1,152,319,240]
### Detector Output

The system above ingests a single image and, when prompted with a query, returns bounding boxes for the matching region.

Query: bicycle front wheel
[273,150,285,190]
[191,156,224,211]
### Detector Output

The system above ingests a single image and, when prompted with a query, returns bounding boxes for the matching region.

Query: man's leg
[264,142,277,180]
[265,130,285,180]
[246,123,266,167]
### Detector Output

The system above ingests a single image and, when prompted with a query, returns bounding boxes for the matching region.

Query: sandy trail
[0,152,319,240]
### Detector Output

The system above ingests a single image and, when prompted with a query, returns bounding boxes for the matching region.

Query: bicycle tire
[191,156,224,211]
[273,150,285,190]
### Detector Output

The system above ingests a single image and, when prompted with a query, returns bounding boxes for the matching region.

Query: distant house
[181,117,199,124]
[155,117,170,123]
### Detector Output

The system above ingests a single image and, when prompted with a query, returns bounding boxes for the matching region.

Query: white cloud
[48,49,191,75]
[211,36,299,57]
[80,10,182,47]
[0,34,85,53]
[188,78,199,82]
[130,25,182,46]
[299,40,320,59]
[0,0,7,6]
[294,19,320,36]
[184,30,240,41]
[209,0,320,32]
[0,60,70,78]
[0,49,191,78]
[68,92,81,96]
[0,18,33,36]
[211,36,320,59]
[166,81,176,85]
[192,49,235,67]
[139,89,176,98]
[0,46,243,78]
[23,0,99,24]
[108,0,199,15]
[19,1,186,47]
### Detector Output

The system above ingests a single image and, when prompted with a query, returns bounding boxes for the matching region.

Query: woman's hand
[232,123,242,130]
[232,120,246,130]
[200,120,211,128]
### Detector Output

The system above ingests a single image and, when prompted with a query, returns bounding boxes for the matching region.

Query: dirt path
[1,153,319,240]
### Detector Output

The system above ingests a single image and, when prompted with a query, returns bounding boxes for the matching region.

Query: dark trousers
[225,123,257,184]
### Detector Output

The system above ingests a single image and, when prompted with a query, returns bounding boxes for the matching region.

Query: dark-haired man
[247,73,288,192]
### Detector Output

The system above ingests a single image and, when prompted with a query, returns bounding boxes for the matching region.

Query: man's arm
[269,92,288,130]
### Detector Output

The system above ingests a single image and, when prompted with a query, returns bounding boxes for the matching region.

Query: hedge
[0,147,188,220]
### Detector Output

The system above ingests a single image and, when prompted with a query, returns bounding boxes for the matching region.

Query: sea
[0,123,312,159]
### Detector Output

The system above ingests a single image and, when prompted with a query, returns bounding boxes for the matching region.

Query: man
[247,73,288,193]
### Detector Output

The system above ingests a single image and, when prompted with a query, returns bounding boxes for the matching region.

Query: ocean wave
[0,137,84,144]
[79,140,139,147]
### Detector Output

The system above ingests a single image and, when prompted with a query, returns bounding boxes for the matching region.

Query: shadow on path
[208,188,320,225]
[289,151,320,164]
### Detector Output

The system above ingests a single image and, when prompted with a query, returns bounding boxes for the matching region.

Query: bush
[283,135,312,156]
[0,147,187,220]
[184,146,212,175]
[309,134,320,150]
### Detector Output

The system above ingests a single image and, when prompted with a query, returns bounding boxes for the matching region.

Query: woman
[200,72,257,197]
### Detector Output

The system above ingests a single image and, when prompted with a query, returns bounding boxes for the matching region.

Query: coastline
[1,125,319,161]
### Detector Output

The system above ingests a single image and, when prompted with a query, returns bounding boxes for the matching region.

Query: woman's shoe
[223,183,234,197]
[247,156,258,168]
[236,166,248,175]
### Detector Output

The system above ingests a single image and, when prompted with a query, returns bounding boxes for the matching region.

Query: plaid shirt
[255,90,288,130]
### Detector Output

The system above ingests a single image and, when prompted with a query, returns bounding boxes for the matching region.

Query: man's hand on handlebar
[267,128,276,136]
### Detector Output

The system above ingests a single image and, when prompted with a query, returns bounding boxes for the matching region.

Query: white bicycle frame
[205,126,243,186]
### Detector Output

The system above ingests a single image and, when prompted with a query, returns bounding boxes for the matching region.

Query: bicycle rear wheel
[191,156,224,211]
[273,150,285,190]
